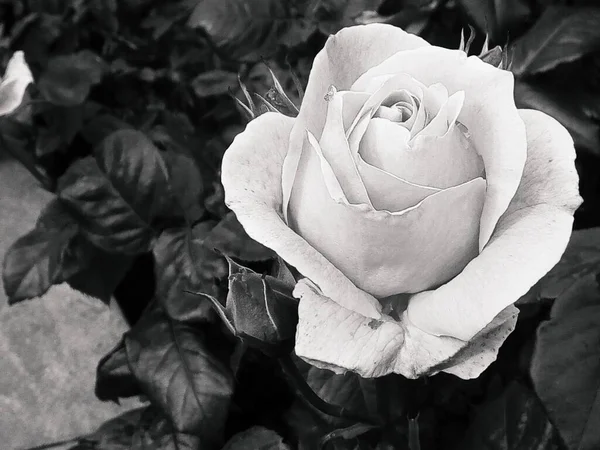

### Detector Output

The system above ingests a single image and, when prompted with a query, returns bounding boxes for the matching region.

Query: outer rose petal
[294,279,519,379]
[0,51,33,116]
[221,112,382,319]
[288,132,486,296]
[352,46,527,250]
[407,110,582,340]
[282,24,430,221]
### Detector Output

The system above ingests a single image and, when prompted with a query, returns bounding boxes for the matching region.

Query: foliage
[2,0,600,449]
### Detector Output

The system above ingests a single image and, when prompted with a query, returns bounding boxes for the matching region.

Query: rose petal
[407,109,582,340]
[416,90,464,138]
[319,92,371,205]
[288,134,486,297]
[0,51,33,116]
[221,112,382,319]
[294,279,518,379]
[359,116,484,189]
[356,154,439,212]
[282,25,430,220]
[352,46,527,250]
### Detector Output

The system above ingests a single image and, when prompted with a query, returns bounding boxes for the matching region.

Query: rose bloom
[0,52,33,116]
[221,24,581,379]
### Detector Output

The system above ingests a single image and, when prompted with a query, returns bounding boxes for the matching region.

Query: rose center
[373,90,420,128]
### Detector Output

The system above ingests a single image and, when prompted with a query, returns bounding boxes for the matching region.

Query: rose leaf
[457,0,530,42]
[162,150,205,224]
[153,225,227,323]
[95,339,142,403]
[124,306,234,443]
[192,70,239,98]
[460,382,561,450]
[69,408,145,450]
[2,199,78,304]
[222,426,290,450]
[204,211,275,261]
[57,130,172,254]
[509,7,600,76]
[519,227,600,304]
[131,406,201,450]
[187,0,288,61]
[531,275,600,450]
[38,50,106,106]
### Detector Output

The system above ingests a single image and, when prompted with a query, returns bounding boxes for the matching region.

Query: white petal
[353,47,527,250]
[221,112,382,319]
[294,280,518,379]
[288,135,486,297]
[0,51,33,116]
[407,109,582,340]
[319,92,371,205]
[283,26,430,219]
[359,117,484,189]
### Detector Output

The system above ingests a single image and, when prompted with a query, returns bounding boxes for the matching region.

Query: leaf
[2,199,78,304]
[124,307,234,443]
[461,382,561,450]
[81,114,134,147]
[57,130,171,254]
[131,406,201,450]
[70,408,145,449]
[38,50,106,106]
[226,272,298,355]
[510,7,600,76]
[311,0,386,35]
[531,275,600,450]
[96,340,142,402]
[223,426,291,449]
[192,70,239,98]
[163,151,205,224]
[204,212,275,261]
[457,0,530,42]
[188,0,289,61]
[153,225,227,322]
[521,228,600,303]
[64,236,134,303]
[514,80,600,154]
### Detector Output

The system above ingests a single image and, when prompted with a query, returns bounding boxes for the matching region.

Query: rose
[0,52,33,117]
[221,24,581,379]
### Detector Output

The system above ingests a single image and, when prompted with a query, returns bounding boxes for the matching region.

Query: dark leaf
[520,228,600,303]
[312,0,386,35]
[531,275,600,450]
[125,307,233,443]
[96,340,142,402]
[163,151,205,224]
[457,0,530,42]
[510,7,600,76]
[81,114,134,147]
[461,382,560,450]
[192,70,239,98]
[226,272,297,355]
[131,406,201,450]
[514,80,600,154]
[70,408,145,449]
[153,225,227,322]
[222,426,291,449]
[58,130,171,254]
[38,50,106,106]
[204,212,275,261]
[64,237,134,303]
[188,0,289,61]
[2,199,78,303]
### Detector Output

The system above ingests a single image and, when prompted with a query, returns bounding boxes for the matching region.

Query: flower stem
[278,354,380,426]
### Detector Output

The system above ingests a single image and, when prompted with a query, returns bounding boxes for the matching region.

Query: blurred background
[1,0,600,448]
